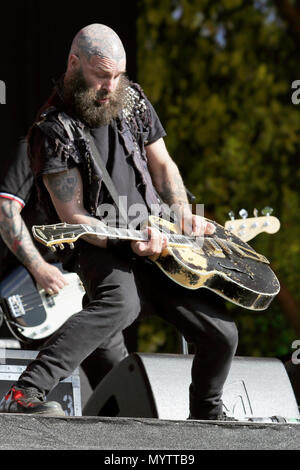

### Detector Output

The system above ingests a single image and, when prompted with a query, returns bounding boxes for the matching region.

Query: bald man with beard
[0,24,238,419]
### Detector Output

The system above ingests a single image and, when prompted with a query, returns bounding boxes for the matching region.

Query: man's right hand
[29,261,69,295]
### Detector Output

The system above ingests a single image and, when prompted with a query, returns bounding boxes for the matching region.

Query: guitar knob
[262,207,273,226]
[239,209,248,219]
[239,209,248,229]
[262,206,273,216]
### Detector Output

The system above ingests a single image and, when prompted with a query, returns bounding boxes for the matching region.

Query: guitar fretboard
[82,224,197,248]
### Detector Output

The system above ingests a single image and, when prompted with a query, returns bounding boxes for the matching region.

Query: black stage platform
[0,414,299,450]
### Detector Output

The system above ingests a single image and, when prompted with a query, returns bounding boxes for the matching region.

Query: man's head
[63,24,129,127]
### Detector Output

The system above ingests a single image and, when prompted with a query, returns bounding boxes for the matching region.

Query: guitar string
[42,226,249,251]
[45,229,244,255]
[20,283,83,301]
[43,227,201,246]
[15,284,84,310]
[18,291,85,313]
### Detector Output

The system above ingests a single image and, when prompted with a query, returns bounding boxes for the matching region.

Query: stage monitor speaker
[285,360,300,407]
[83,353,300,420]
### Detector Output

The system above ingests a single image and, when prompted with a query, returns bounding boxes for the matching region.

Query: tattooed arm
[43,167,167,257]
[146,138,215,236]
[0,198,68,293]
[43,168,108,249]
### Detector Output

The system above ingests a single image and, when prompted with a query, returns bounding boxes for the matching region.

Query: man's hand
[29,261,69,295]
[131,226,168,258]
[180,213,216,237]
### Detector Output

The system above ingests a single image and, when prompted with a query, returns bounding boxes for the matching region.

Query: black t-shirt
[0,137,57,280]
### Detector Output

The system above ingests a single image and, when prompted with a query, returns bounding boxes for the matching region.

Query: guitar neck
[81,223,195,248]
[32,221,196,249]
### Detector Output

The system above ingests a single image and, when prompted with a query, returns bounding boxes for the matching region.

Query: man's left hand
[179,213,216,237]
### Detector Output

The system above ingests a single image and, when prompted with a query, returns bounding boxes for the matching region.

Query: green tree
[136,0,300,358]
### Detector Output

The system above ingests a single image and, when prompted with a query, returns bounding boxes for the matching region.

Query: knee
[214,322,239,357]
[193,320,238,357]
[114,286,140,322]
[92,282,140,318]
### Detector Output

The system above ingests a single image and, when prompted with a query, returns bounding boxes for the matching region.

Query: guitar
[224,208,280,242]
[0,264,85,344]
[32,216,280,311]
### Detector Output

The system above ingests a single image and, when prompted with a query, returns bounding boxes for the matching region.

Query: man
[0,137,129,389]
[0,24,238,419]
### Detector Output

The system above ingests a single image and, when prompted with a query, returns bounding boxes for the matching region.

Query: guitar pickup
[7,295,26,318]
[227,242,246,257]
[205,238,223,253]
[213,237,233,256]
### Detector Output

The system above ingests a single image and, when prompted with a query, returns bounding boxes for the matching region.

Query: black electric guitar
[0,264,85,344]
[32,215,280,311]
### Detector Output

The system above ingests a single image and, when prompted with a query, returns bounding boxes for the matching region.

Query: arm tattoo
[0,200,42,269]
[45,169,78,202]
[159,174,189,207]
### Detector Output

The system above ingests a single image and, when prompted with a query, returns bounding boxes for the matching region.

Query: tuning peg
[228,211,235,221]
[50,246,57,252]
[239,209,248,219]
[59,244,65,250]
[253,208,258,217]
[262,207,273,226]
[262,206,273,216]
[69,243,75,250]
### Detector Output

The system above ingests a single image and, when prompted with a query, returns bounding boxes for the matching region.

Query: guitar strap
[83,128,129,227]
[84,128,195,228]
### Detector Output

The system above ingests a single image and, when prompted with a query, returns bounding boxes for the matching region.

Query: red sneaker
[0,385,65,416]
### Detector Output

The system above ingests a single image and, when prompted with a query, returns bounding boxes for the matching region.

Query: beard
[62,68,130,128]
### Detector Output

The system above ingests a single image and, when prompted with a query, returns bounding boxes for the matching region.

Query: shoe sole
[0,410,65,417]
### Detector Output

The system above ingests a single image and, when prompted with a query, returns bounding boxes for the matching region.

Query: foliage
[136,0,300,358]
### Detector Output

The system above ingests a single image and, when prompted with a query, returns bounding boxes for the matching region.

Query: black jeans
[79,292,130,390]
[18,243,238,419]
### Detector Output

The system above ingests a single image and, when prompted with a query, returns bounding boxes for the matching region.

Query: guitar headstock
[224,207,280,242]
[32,223,84,252]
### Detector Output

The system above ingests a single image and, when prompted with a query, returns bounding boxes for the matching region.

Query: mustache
[96,90,110,100]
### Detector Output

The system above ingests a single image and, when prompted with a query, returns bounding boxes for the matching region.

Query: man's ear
[68,54,80,71]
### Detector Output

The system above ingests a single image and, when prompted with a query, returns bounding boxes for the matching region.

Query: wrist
[27,258,46,275]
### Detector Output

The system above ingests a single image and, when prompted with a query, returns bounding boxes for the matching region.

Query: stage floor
[0,414,299,450]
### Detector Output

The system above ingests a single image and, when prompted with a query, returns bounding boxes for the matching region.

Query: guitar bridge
[7,295,26,318]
